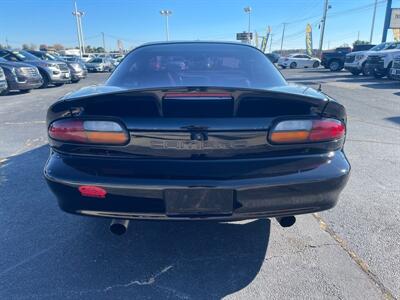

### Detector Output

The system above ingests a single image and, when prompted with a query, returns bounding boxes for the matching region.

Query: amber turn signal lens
[270,131,310,143]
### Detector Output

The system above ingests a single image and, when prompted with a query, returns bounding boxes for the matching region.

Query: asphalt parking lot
[0,70,399,299]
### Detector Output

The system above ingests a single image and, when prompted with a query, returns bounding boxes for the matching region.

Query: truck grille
[367,55,383,64]
[345,56,355,63]
[57,63,69,72]
[20,67,40,77]
[393,58,400,69]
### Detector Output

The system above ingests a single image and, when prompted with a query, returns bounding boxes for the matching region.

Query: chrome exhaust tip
[275,216,296,228]
[110,219,130,235]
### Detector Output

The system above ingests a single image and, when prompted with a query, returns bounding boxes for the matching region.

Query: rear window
[107,43,286,90]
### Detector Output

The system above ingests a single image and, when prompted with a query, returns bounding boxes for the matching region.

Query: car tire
[71,79,80,83]
[361,64,369,76]
[313,61,320,68]
[54,83,64,87]
[350,70,361,75]
[329,60,341,72]
[20,89,31,94]
[0,86,9,96]
[39,70,50,88]
[289,62,297,69]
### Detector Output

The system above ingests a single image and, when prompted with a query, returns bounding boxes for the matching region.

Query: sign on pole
[236,32,253,41]
[306,24,313,56]
[390,8,400,28]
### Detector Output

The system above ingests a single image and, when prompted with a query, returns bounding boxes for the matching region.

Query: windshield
[43,53,57,61]
[107,43,286,90]
[88,58,103,63]
[13,50,40,61]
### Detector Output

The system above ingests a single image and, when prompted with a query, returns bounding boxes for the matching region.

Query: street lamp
[72,0,85,56]
[160,9,172,41]
[244,6,252,43]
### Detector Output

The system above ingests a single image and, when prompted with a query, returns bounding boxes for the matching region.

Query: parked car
[389,55,400,79]
[265,53,280,64]
[0,57,43,95]
[344,42,397,75]
[27,50,87,83]
[81,53,95,62]
[278,53,320,69]
[44,41,350,235]
[0,49,70,88]
[85,57,114,72]
[365,44,400,78]
[60,56,88,82]
[321,47,352,71]
[0,66,8,94]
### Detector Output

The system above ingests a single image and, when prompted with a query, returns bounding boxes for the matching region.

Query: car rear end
[44,42,350,221]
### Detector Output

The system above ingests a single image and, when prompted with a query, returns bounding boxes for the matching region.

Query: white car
[278,54,320,69]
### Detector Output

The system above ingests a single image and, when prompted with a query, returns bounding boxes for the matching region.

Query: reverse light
[269,118,345,144]
[49,119,129,145]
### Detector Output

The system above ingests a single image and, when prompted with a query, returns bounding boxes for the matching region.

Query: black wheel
[71,79,80,83]
[19,89,31,94]
[350,70,361,76]
[312,61,320,68]
[361,64,369,76]
[289,62,297,69]
[0,86,9,96]
[54,83,64,87]
[39,71,50,88]
[329,60,341,72]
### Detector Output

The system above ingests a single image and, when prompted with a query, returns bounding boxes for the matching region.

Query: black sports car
[45,42,350,235]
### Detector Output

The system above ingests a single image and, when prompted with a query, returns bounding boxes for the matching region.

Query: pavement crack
[103,265,173,292]
[313,213,396,300]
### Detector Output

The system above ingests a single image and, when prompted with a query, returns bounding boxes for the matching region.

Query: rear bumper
[44,150,350,220]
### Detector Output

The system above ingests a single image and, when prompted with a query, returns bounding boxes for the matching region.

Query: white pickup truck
[344,42,399,76]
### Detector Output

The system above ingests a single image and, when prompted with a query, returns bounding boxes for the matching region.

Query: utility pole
[319,0,329,54]
[160,10,172,41]
[382,0,392,42]
[280,23,287,54]
[5,37,9,49]
[370,0,378,43]
[102,32,106,52]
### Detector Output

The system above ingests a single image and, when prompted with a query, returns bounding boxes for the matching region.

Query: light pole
[318,0,330,54]
[160,10,172,41]
[244,6,252,43]
[370,0,378,43]
[72,1,85,55]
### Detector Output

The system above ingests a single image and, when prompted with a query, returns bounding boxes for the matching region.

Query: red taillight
[49,119,129,145]
[79,185,107,198]
[269,118,345,144]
